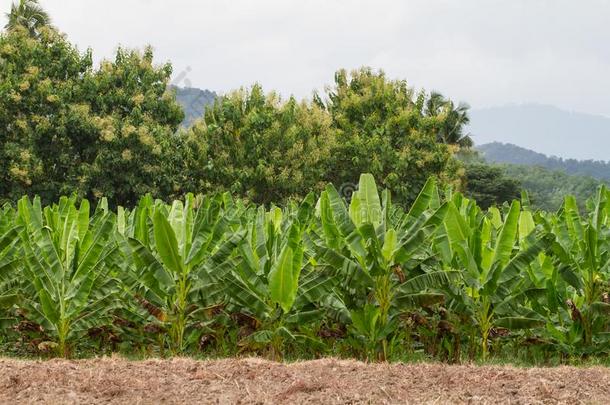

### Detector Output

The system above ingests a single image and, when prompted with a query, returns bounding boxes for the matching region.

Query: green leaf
[325,184,356,237]
[77,199,90,245]
[127,238,174,299]
[495,232,549,284]
[590,302,610,316]
[284,309,325,324]
[73,213,115,285]
[268,246,297,313]
[407,177,436,219]
[495,317,544,330]
[353,173,382,227]
[558,266,583,290]
[38,288,60,325]
[348,188,363,226]
[489,200,520,271]
[518,211,535,243]
[393,292,445,309]
[399,271,460,295]
[381,228,397,263]
[0,293,20,309]
[153,210,184,275]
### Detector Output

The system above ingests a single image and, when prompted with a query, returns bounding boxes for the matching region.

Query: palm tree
[425,92,473,148]
[5,0,51,37]
[441,100,473,148]
[424,91,447,117]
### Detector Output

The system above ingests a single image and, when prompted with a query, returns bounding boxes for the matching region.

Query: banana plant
[312,173,454,360]
[525,256,591,357]
[119,193,245,353]
[441,194,550,359]
[500,196,579,355]
[539,189,610,348]
[222,196,338,359]
[15,196,119,357]
[0,205,22,331]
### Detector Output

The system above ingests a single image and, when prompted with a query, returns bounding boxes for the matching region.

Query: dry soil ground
[1,357,609,404]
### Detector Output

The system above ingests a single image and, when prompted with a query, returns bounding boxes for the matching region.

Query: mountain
[477,142,610,180]
[468,104,610,161]
[467,143,608,211]
[171,86,217,127]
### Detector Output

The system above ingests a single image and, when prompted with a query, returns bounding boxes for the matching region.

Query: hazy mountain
[477,142,610,180]
[468,104,610,161]
[171,86,217,127]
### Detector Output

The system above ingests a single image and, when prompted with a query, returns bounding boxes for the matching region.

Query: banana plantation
[0,174,609,362]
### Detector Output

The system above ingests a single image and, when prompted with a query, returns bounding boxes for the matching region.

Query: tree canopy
[325,68,461,205]
[182,85,337,203]
[1,1,480,209]
[182,68,467,206]
[0,24,184,206]
[4,0,51,37]
[462,162,521,209]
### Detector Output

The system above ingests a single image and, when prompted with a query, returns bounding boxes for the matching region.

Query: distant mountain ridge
[468,104,610,161]
[477,142,610,180]
[171,86,217,127]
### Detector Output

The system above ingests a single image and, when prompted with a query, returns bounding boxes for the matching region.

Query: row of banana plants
[0,174,609,361]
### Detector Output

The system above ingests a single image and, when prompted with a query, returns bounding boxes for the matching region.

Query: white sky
[2,0,610,117]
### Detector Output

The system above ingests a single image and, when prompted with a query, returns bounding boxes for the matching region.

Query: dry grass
[1,356,609,404]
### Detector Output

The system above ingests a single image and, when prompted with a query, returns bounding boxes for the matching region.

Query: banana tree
[500,196,580,355]
[16,196,119,357]
[441,195,549,359]
[221,194,344,359]
[540,189,610,348]
[119,193,245,353]
[0,207,22,332]
[312,173,454,360]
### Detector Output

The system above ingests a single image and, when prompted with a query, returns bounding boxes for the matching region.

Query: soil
[1,357,609,404]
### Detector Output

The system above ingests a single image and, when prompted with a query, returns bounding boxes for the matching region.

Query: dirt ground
[1,357,609,404]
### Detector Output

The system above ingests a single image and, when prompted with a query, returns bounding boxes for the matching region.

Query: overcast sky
[2,0,610,117]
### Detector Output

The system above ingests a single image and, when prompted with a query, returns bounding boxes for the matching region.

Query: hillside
[468,104,610,161]
[171,86,217,127]
[477,142,610,180]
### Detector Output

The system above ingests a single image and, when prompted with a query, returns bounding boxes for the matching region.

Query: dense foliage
[460,150,606,212]
[182,85,337,204]
[5,1,605,364]
[183,69,466,206]
[500,164,607,212]
[463,163,521,209]
[1,16,471,208]
[1,175,609,363]
[324,69,462,204]
[0,25,184,206]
